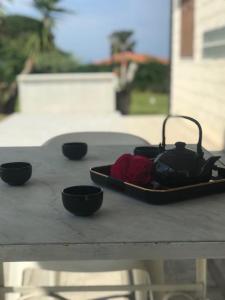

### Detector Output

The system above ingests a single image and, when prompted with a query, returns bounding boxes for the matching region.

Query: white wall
[18,73,117,114]
[171,0,225,150]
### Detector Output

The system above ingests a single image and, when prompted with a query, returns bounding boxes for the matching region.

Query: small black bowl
[62,185,103,217]
[134,146,161,159]
[62,143,88,160]
[0,162,32,186]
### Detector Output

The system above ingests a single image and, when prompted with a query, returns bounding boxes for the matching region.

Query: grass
[129,90,169,115]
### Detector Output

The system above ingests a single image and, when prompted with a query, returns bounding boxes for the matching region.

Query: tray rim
[90,165,225,193]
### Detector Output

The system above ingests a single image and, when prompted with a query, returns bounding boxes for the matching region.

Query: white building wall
[171,0,225,149]
[18,73,117,114]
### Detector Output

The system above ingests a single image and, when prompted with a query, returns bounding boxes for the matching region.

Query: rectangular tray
[90,165,225,205]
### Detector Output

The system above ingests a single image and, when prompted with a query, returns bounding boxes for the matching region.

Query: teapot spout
[200,156,221,177]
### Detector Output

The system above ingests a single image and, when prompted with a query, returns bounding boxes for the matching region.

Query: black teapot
[154,115,220,187]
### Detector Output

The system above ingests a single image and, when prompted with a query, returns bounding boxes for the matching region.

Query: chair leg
[132,269,150,300]
[196,259,207,300]
[144,259,165,300]
[49,271,66,299]
[121,269,149,300]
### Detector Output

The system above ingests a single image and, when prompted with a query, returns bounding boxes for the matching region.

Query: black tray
[90,165,225,205]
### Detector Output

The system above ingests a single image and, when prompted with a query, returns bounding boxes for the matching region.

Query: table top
[0,133,224,262]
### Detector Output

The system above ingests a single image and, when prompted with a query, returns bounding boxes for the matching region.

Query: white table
[0,132,224,299]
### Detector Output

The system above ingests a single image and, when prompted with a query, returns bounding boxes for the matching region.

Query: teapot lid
[157,141,200,173]
[175,141,186,150]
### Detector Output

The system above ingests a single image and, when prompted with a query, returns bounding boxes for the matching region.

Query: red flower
[111,154,154,187]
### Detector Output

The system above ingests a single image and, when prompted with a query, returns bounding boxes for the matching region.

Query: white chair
[18,260,153,300]
[42,132,149,149]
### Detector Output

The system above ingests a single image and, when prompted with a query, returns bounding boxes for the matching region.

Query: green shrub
[133,62,170,93]
[73,64,115,73]
[33,59,116,74]
[33,51,79,73]
[0,15,42,39]
[0,38,27,83]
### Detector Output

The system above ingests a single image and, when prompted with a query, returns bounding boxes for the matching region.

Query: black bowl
[62,185,103,217]
[134,146,161,159]
[0,162,32,186]
[62,143,88,160]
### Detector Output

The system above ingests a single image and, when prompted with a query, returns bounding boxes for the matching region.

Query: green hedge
[33,59,169,94]
[73,64,114,73]
[33,51,79,73]
[33,61,115,74]
[133,62,170,93]
[72,62,170,93]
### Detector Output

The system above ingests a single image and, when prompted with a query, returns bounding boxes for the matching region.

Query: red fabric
[110,154,154,186]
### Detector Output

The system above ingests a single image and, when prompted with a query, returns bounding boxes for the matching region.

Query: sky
[5,0,171,63]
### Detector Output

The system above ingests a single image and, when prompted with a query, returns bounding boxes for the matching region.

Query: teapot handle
[160,115,204,157]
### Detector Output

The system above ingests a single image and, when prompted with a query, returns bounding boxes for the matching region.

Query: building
[95,51,169,66]
[171,0,225,150]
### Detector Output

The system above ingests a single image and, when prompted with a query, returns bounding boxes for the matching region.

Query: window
[180,0,194,58]
[203,26,225,59]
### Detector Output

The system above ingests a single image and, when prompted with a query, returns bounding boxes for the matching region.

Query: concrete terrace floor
[0,113,220,151]
[0,112,224,300]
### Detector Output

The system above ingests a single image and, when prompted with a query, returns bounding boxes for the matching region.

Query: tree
[0,0,73,113]
[109,30,136,115]
[33,0,71,50]
[0,15,45,113]
[109,31,136,55]
[0,14,42,39]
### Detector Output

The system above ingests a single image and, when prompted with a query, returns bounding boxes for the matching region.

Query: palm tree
[1,0,71,113]
[0,15,45,113]
[109,31,136,115]
[33,0,71,50]
[109,31,136,55]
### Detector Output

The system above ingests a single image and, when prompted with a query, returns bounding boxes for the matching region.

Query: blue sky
[6,0,171,63]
